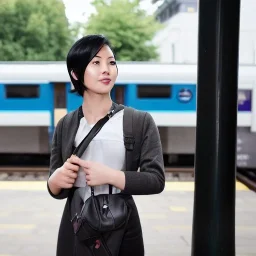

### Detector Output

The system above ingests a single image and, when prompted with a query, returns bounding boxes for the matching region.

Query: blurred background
[1,1,256,256]
[0,0,255,175]
[1,0,256,63]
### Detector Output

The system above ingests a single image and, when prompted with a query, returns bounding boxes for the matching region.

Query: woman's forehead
[95,45,115,58]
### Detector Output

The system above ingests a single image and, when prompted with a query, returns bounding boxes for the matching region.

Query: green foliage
[0,0,73,60]
[86,0,163,61]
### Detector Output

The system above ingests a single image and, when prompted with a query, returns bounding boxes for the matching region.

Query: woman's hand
[48,155,80,195]
[77,159,125,190]
[79,160,111,186]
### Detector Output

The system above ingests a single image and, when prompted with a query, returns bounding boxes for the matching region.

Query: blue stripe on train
[65,83,251,112]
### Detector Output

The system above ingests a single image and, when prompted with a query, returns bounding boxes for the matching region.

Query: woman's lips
[100,79,111,85]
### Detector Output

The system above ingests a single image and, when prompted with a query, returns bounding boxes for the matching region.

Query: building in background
[152,0,256,64]
[153,0,198,22]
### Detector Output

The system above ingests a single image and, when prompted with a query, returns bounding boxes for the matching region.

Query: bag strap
[72,103,124,195]
[123,107,136,172]
[72,103,123,157]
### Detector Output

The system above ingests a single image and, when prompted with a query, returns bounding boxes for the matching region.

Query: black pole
[191,0,241,255]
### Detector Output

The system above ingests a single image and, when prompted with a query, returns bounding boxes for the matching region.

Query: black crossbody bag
[70,104,131,253]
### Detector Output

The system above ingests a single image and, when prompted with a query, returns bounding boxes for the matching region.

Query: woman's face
[83,45,117,95]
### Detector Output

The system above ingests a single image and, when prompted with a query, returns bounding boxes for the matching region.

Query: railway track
[0,167,194,174]
[0,166,49,181]
[165,167,256,192]
[0,166,49,173]
[0,166,193,174]
[0,166,255,192]
[165,167,194,173]
[0,166,195,181]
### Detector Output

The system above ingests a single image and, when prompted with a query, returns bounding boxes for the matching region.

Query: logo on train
[177,88,193,102]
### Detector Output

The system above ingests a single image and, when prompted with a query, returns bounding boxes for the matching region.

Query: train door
[111,85,126,105]
[53,82,82,125]
[53,82,67,127]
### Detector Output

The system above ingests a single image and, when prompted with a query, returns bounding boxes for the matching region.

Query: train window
[5,85,39,98]
[137,85,171,98]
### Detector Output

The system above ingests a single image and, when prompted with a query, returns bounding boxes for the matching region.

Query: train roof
[0,61,255,86]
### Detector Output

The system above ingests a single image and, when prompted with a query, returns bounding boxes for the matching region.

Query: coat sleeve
[47,116,70,199]
[122,112,165,195]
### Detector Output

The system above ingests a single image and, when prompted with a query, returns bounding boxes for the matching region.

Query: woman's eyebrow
[95,56,115,59]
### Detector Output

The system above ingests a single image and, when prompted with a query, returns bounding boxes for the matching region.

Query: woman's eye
[92,60,116,65]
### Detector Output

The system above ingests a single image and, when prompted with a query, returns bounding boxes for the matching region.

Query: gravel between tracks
[0,171,194,181]
[0,172,48,181]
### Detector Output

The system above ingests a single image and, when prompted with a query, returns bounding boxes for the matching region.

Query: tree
[0,0,72,61]
[85,0,163,61]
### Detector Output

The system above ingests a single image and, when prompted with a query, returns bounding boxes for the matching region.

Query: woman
[47,34,165,256]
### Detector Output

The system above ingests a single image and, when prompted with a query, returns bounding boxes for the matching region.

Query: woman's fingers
[64,162,79,172]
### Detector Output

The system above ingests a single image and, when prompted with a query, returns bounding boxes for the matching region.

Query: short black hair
[66,34,115,96]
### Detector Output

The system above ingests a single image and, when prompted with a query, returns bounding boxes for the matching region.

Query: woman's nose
[102,70,110,75]
[101,63,110,74]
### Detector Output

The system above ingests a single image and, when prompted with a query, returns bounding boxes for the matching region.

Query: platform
[0,181,255,256]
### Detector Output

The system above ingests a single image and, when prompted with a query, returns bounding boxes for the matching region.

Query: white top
[74,109,125,201]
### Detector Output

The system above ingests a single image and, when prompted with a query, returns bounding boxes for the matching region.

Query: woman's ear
[71,70,78,80]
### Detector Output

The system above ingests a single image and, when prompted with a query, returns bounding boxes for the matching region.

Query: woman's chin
[87,88,112,96]
[91,85,114,95]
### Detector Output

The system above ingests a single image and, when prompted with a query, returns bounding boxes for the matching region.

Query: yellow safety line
[164,181,249,191]
[0,181,249,191]
[0,181,47,191]
[170,206,188,212]
[140,214,167,219]
[153,225,256,231]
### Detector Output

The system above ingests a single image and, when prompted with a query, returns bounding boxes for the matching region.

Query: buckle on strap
[124,135,135,151]
[107,110,115,119]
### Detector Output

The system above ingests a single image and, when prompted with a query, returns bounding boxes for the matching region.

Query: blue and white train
[0,62,255,168]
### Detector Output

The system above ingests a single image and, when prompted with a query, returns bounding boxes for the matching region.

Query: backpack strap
[123,107,136,172]
[123,107,135,150]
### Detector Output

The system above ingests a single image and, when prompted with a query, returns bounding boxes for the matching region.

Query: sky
[62,0,164,24]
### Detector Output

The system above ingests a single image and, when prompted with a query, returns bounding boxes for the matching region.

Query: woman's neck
[82,91,113,125]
